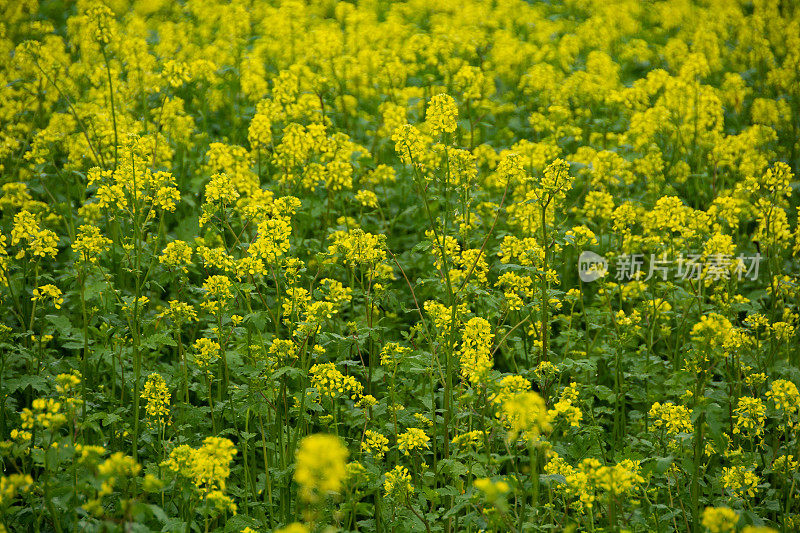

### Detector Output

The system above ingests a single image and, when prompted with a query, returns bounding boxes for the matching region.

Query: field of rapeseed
[1,0,800,531]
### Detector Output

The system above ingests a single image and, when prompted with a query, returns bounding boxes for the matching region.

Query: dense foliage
[1,0,799,532]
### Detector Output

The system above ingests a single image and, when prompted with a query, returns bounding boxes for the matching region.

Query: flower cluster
[649,402,693,438]
[458,317,493,385]
[426,94,458,136]
[500,391,552,444]
[72,225,112,264]
[141,373,170,426]
[384,465,413,499]
[192,338,221,376]
[294,434,348,503]
[162,437,237,512]
[397,428,430,456]
[309,363,363,400]
[31,284,62,309]
[361,430,390,459]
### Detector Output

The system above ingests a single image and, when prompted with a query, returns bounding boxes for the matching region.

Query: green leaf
[6,375,48,393]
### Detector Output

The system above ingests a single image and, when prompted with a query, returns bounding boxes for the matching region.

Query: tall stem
[540,204,549,363]
[80,265,89,415]
[100,46,118,170]
[131,152,142,461]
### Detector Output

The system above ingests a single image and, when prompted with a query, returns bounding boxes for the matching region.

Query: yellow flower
[454,65,493,101]
[309,363,363,400]
[193,437,237,488]
[140,373,170,426]
[193,338,221,375]
[235,256,266,279]
[0,474,34,506]
[355,189,378,208]
[98,452,141,478]
[21,398,66,431]
[766,379,800,423]
[583,191,615,222]
[691,313,733,349]
[294,434,348,503]
[204,173,240,205]
[161,59,191,88]
[649,402,693,437]
[72,225,112,264]
[593,459,643,495]
[490,375,532,409]
[384,465,413,498]
[458,317,493,385]
[397,427,430,455]
[31,284,63,309]
[356,395,377,409]
[248,111,272,149]
[732,397,766,438]
[159,240,193,272]
[142,473,164,492]
[702,506,738,533]
[96,452,141,498]
[83,2,116,45]
[163,437,237,496]
[327,228,386,268]
[473,477,510,502]
[380,342,411,369]
[158,300,198,326]
[361,430,390,459]
[55,372,83,410]
[392,124,428,168]
[195,245,234,272]
[0,183,34,211]
[413,413,433,427]
[741,527,778,533]
[426,93,458,135]
[202,275,234,314]
[549,383,582,428]
[721,465,759,499]
[533,158,573,206]
[74,444,105,463]
[452,430,485,449]
[772,455,798,475]
[269,338,296,361]
[565,225,598,247]
[249,216,292,263]
[424,300,467,336]
[500,391,552,444]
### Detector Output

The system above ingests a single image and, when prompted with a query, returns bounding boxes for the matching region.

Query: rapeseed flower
[193,338,221,376]
[310,362,363,400]
[397,428,430,455]
[649,402,693,437]
[361,430,390,459]
[384,465,413,499]
[294,434,348,503]
[458,317,493,385]
[722,465,759,499]
[702,506,738,533]
[140,373,170,426]
[425,94,458,136]
[732,397,766,438]
[72,225,112,263]
[31,284,62,309]
[501,391,552,444]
